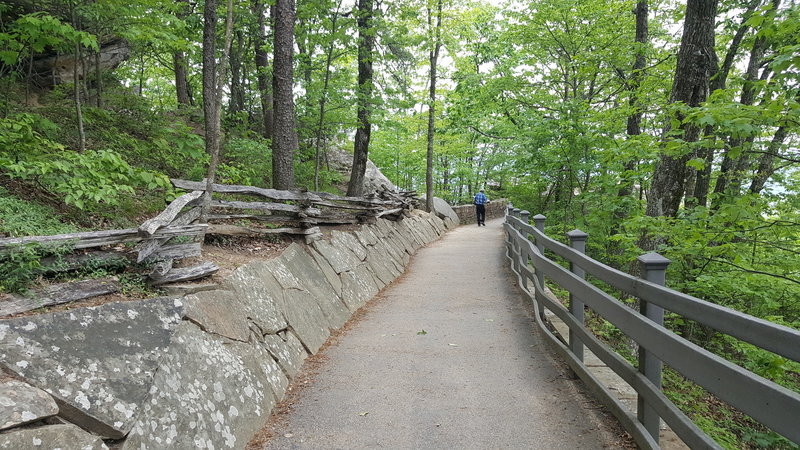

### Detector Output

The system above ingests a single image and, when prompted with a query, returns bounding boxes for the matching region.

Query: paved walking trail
[261,218,623,449]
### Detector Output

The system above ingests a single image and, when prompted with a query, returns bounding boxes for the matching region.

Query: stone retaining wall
[451,199,508,225]
[0,211,453,449]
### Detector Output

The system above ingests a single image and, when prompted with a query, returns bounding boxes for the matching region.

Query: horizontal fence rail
[1,181,420,313]
[503,207,800,449]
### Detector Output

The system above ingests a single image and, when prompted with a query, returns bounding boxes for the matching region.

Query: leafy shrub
[0,113,172,211]
[0,243,41,293]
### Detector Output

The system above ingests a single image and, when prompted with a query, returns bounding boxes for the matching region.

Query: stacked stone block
[0,211,453,448]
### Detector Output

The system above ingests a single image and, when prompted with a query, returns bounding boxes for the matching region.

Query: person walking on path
[474,188,489,226]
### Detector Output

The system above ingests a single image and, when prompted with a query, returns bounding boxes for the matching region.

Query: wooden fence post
[532,214,546,319]
[519,211,530,289]
[566,229,587,363]
[637,252,671,443]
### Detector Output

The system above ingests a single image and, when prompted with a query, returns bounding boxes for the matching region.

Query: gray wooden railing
[504,206,800,450]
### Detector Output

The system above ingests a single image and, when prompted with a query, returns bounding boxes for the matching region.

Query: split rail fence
[0,180,418,315]
[504,206,800,450]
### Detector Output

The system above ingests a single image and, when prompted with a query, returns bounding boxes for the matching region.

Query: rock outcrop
[326,148,398,194]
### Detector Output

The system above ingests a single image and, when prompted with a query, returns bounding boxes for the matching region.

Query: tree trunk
[425,0,443,213]
[173,0,192,107]
[94,50,103,108]
[202,0,235,216]
[202,0,219,211]
[646,0,718,219]
[690,0,761,207]
[614,0,648,226]
[314,0,343,191]
[749,125,788,194]
[347,0,374,197]
[174,51,192,106]
[271,0,298,189]
[252,0,273,140]
[70,3,86,152]
[229,29,246,116]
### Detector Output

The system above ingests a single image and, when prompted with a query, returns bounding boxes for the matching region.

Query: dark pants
[475,204,486,224]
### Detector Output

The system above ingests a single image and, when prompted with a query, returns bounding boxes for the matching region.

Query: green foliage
[0,243,42,293]
[0,11,97,68]
[0,114,172,211]
[217,137,272,187]
[0,187,77,237]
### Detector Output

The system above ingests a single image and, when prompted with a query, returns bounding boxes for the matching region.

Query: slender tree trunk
[614,0,648,228]
[173,0,192,107]
[645,0,718,220]
[348,0,374,197]
[94,49,103,108]
[229,29,246,116]
[425,0,443,212]
[74,42,85,151]
[138,54,145,96]
[272,0,298,189]
[202,0,235,215]
[749,126,788,194]
[174,51,191,107]
[70,3,85,151]
[202,0,219,207]
[314,0,343,191]
[252,0,273,140]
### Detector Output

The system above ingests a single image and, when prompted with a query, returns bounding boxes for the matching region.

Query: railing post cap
[533,214,546,221]
[520,210,530,216]
[637,252,671,269]
[512,208,521,213]
[566,229,588,241]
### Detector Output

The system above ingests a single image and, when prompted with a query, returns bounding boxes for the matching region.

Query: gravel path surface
[260,218,623,449]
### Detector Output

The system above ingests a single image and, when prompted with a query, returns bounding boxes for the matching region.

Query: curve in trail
[259,218,622,449]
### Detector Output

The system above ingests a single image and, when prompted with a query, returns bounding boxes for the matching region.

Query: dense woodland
[0,0,798,447]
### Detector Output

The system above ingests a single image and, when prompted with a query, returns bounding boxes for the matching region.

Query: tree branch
[709,258,800,286]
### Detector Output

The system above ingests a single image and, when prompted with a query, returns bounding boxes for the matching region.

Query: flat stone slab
[308,248,343,297]
[0,423,108,449]
[0,297,183,438]
[269,258,330,354]
[183,289,251,342]
[262,331,308,381]
[280,245,350,330]
[339,265,379,312]
[331,231,367,261]
[123,322,277,450]
[0,379,58,431]
[223,261,288,335]
[312,240,361,274]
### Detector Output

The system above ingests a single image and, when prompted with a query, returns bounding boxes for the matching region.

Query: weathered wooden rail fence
[0,180,418,316]
[504,206,800,450]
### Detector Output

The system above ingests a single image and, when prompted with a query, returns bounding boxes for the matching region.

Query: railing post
[532,214,546,319]
[636,252,671,443]
[506,204,514,217]
[519,211,531,288]
[510,209,522,273]
[566,229,587,363]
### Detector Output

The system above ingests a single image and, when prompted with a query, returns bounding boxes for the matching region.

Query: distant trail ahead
[259,218,622,449]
